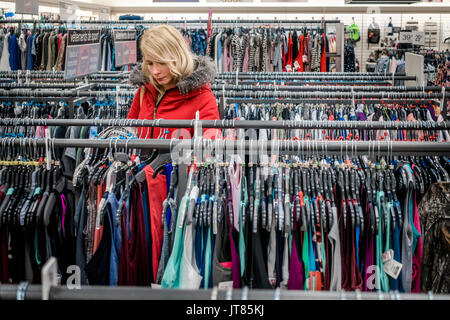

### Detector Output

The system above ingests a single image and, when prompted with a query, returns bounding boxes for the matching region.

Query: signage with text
[59,1,77,21]
[98,8,110,21]
[15,0,39,15]
[64,29,101,80]
[399,31,414,44]
[113,30,137,67]
[412,31,425,46]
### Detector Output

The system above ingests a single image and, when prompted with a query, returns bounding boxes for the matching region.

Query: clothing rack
[224,98,440,104]
[0,284,448,300]
[1,138,449,156]
[0,71,412,81]
[1,83,446,93]
[0,19,340,25]
[211,85,448,93]
[215,74,416,81]
[2,89,448,99]
[2,118,449,131]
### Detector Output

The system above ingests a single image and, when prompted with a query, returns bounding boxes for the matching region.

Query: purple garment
[427,104,437,121]
[227,190,241,288]
[287,234,305,290]
[356,112,367,121]
[357,112,368,141]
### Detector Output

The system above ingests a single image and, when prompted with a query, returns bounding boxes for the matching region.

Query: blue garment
[356,225,361,271]
[119,15,142,20]
[26,34,34,70]
[108,192,121,286]
[9,34,21,70]
[195,222,203,286]
[308,222,316,272]
[217,37,223,70]
[165,163,173,227]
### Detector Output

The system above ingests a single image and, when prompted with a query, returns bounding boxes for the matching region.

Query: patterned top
[418,182,450,294]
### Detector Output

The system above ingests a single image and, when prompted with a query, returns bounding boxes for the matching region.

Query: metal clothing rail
[215,74,416,81]
[0,284,448,300]
[1,83,447,93]
[2,138,450,156]
[2,118,449,131]
[223,98,440,104]
[0,19,340,25]
[2,89,448,99]
[0,71,410,80]
[211,85,448,93]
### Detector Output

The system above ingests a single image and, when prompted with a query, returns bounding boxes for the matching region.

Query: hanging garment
[419,182,450,294]
[0,33,11,71]
[9,33,21,71]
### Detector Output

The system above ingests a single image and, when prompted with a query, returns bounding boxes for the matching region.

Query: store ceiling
[5,0,450,14]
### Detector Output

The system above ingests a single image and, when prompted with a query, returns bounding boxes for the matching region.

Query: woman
[126,25,220,284]
[128,24,220,140]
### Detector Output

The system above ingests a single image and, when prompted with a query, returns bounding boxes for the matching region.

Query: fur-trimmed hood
[128,55,216,95]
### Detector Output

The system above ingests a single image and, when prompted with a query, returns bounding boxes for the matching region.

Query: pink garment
[223,38,233,72]
[407,113,424,140]
[389,57,398,74]
[375,115,390,141]
[411,191,423,293]
[242,45,249,72]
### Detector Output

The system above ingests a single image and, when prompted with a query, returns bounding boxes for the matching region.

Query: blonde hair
[140,25,194,95]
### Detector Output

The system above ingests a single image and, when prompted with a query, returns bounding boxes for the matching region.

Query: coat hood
[128,55,217,95]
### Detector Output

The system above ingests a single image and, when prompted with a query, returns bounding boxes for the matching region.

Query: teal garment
[203,227,213,289]
[410,193,421,254]
[238,175,247,276]
[376,191,390,292]
[321,219,326,275]
[161,195,189,288]
[404,165,422,254]
[308,203,316,272]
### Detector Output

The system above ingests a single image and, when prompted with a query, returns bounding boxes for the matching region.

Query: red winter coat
[127,55,221,140]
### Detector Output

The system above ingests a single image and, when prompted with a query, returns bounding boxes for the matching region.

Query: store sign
[113,30,137,67]
[98,8,110,20]
[412,31,425,46]
[64,29,101,80]
[15,0,39,15]
[59,1,78,21]
[399,32,414,44]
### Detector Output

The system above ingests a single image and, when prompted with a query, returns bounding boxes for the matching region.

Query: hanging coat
[127,55,220,140]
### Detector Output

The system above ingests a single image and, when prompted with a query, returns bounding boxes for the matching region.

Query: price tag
[412,31,425,46]
[399,32,413,44]
[384,260,403,279]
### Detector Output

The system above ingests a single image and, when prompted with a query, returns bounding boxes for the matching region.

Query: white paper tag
[382,249,394,263]
[218,281,233,289]
[293,61,300,70]
[151,283,162,289]
[384,259,403,279]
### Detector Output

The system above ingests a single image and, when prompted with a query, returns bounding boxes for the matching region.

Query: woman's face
[145,57,173,88]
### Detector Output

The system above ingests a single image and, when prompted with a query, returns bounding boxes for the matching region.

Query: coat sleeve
[127,87,141,119]
[197,87,222,139]
[197,87,220,121]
